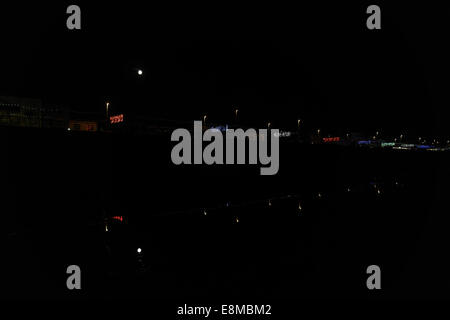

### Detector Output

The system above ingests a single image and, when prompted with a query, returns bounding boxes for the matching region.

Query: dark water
[2,126,450,299]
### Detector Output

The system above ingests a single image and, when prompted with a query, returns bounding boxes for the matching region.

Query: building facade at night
[0,96,102,132]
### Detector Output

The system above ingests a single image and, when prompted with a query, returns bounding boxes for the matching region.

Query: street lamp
[137,69,143,76]
[106,102,110,118]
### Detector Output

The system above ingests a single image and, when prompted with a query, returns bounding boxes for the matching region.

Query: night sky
[1,2,449,135]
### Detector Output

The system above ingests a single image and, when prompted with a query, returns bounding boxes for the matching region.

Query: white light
[138,69,143,75]
[67,128,71,131]
[137,248,142,253]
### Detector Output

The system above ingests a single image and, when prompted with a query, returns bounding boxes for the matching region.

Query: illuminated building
[0,96,102,131]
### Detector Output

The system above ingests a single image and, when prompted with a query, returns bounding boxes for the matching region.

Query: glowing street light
[137,69,143,76]
[106,101,110,118]
[297,119,302,128]
[137,248,142,254]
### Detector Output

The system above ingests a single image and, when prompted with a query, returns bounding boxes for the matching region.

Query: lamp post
[106,102,110,117]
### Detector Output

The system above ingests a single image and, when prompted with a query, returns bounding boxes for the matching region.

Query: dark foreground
[2,126,450,300]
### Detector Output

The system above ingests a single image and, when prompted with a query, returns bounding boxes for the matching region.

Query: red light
[110,114,124,124]
[323,137,340,142]
[112,216,123,222]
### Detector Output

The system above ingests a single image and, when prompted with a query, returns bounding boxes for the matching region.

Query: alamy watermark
[66,265,81,290]
[171,121,279,175]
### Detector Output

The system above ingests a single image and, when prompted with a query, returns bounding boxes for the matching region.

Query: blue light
[211,125,228,132]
